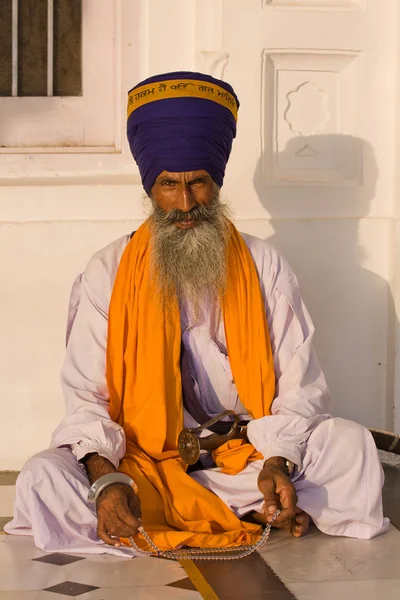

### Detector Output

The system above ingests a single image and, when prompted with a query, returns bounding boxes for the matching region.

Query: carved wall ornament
[284,82,330,136]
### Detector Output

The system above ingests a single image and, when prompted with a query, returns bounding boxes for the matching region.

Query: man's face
[148,169,230,308]
[150,170,216,229]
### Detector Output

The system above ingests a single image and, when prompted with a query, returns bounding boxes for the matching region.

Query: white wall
[1,0,399,469]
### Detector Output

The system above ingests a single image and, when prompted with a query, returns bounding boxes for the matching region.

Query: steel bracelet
[87,473,136,512]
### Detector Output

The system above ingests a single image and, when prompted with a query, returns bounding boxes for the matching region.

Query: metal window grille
[0,0,82,97]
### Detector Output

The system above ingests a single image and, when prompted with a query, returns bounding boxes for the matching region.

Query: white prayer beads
[128,510,280,561]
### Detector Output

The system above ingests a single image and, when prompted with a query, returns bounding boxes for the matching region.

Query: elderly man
[6,72,389,556]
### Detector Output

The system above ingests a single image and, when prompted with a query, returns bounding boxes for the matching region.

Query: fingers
[98,513,141,546]
[279,480,298,512]
[259,468,298,527]
[127,490,142,520]
[117,499,142,531]
[273,504,296,527]
[97,500,142,546]
[97,516,122,547]
[95,484,144,547]
[258,474,280,516]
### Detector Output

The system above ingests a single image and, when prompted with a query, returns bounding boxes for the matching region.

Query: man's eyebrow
[156,174,210,184]
[156,175,180,183]
[188,175,210,184]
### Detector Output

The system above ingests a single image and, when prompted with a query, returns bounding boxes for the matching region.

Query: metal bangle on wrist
[87,473,136,513]
[285,459,295,478]
[263,457,296,477]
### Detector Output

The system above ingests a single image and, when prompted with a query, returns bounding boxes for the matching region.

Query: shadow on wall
[253,135,395,430]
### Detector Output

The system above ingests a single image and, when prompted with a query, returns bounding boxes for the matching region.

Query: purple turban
[127,71,239,194]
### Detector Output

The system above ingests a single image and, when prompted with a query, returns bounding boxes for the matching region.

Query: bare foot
[252,507,310,538]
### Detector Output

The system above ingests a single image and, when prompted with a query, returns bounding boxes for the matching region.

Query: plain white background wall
[1,0,400,469]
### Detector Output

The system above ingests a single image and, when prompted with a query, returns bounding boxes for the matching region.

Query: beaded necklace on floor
[128,510,280,561]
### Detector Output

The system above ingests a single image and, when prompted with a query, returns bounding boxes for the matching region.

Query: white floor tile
[0,486,16,516]
[0,534,47,561]
[0,535,67,592]
[0,535,187,591]
[260,523,321,551]
[289,578,400,600]
[79,586,202,599]
[63,555,186,588]
[259,524,400,583]
[0,560,66,592]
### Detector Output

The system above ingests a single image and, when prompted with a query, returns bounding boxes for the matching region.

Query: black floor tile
[33,552,86,566]
[43,581,99,596]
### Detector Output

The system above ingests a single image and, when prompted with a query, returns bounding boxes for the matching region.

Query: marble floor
[0,453,399,600]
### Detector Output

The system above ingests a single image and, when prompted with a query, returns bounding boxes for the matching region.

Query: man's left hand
[257,456,298,533]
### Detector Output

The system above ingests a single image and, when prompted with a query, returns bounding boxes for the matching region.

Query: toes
[292,524,305,537]
[292,529,303,538]
[291,513,310,538]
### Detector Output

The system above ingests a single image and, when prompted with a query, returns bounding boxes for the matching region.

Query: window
[0,0,141,181]
[0,0,82,98]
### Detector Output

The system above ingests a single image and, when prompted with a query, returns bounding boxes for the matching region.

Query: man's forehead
[156,170,211,181]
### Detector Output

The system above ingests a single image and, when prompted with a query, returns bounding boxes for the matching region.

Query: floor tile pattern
[0,534,201,599]
[43,581,99,597]
[33,553,85,566]
[0,459,399,599]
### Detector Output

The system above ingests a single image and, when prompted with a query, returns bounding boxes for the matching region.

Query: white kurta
[5,232,390,555]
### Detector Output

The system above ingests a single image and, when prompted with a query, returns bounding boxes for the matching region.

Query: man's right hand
[81,453,142,547]
[96,483,142,547]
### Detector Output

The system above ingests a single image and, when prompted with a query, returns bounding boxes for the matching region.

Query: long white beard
[148,195,231,311]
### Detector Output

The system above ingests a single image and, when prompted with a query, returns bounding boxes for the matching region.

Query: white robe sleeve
[246,250,332,469]
[50,241,128,468]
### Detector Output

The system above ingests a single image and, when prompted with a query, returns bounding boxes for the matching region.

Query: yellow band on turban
[127,79,238,121]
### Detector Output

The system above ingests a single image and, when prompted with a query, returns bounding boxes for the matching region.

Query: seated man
[6,71,389,556]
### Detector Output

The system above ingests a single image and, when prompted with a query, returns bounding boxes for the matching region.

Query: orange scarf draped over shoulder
[106,220,275,551]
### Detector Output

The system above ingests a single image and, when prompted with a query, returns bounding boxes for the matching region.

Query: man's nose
[177,183,197,213]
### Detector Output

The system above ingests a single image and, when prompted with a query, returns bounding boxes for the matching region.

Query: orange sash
[106,220,275,550]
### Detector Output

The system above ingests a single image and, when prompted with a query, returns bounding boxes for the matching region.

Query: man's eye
[191,179,206,185]
[162,181,176,186]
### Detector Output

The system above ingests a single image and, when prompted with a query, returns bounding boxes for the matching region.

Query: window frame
[0,0,143,181]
